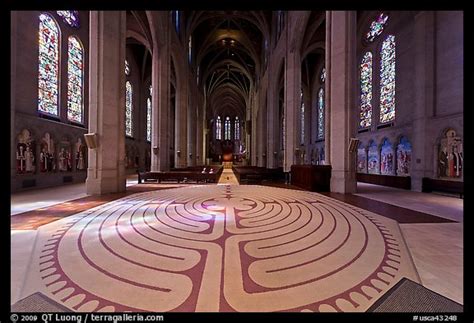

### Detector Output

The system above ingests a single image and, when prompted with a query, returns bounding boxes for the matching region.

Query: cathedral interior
[10,10,464,315]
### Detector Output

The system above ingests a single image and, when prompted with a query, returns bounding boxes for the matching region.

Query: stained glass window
[234,117,240,140]
[216,116,222,140]
[125,60,130,76]
[359,52,373,128]
[320,67,326,83]
[174,11,180,33]
[366,13,388,42]
[67,36,83,123]
[188,36,192,63]
[147,85,152,142]
[56,11,80,28]
[225,117,231,140]
[317,87,324,139]
[380,35,396,123]
[146,98,152,142]
[300,89,305,145]
[38,13,60,116]
[125,81,133,137]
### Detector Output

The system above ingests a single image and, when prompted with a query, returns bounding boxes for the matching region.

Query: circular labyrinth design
[38,185,417,312]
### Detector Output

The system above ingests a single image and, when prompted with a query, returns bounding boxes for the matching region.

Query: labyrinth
[27,185,419,312]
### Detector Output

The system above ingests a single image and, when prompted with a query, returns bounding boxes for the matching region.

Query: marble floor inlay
[19,185,419,312]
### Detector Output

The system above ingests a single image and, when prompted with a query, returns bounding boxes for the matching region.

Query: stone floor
[12,185,419,312]
[11,178,463,310]
[355,183,463,222]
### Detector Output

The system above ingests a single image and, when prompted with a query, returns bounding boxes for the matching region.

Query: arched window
[125,81,133,137]
[359,52,373,128]
[224,116,231,140]
[300,89,305,145]
[317,87,324,139]
[146,85,152,142]
[146,100,152,142]
[216,116,222,140]
[366,13,389,43]
[125,59,130,76]
[234,117,240,140]
[380,35,396,123]
[188,35,192,63]
[67,36,84,124]
[56,11,80,28]
[320,67,326,83]
[173,11,180,33]
[38,13,60,117]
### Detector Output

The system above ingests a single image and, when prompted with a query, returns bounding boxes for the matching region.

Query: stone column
[151,30,170,172]
[283,50,300,173]
[328,11,357,193]
[196,100,204,165]
[252,95,260,166]
[324,10,332,166]
[175,64,188,168]
[187,97,196,167]
[11,11,17,184]
[411,11,435,191]
[266,81,277,168]
[86,11,127,195]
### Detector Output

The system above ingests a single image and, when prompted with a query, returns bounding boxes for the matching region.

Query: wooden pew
[138,166,223,184]
[357,173,411,190]
[422,177,463,198]
[290,165,332,192]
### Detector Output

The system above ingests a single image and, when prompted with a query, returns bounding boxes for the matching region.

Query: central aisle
[218,168,239,185]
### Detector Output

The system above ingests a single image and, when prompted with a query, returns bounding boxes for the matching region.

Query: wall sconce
[262,153,266,157]
[176,150,181,156]
[189,153,193,158]
[152,146,159,155]
[84,133,98,149]
[273,151,278,155]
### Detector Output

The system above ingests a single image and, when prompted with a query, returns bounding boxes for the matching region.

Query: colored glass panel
[146,98,152,142]
[380,35,396,123]
[359,52,373,128]
[125,81,133,136]
[125,60,130,76]
[300,90,305,145]
[38,14,60,116]
[56,11,80,28]
[234,117,240,140]
[320,67,326,83]
[67,36,83,123]
[225,117,231,140]
[216,116,222,140]
[318,87,324,139]
[366,13,388,42]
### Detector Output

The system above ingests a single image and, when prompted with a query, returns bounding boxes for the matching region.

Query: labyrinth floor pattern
[22,185,419,312]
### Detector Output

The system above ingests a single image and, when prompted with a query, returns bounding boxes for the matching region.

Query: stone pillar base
[86,175,126,196]
[330,170,356,194]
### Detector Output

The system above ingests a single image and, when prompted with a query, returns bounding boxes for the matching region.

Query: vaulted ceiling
[186,11,271,120]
